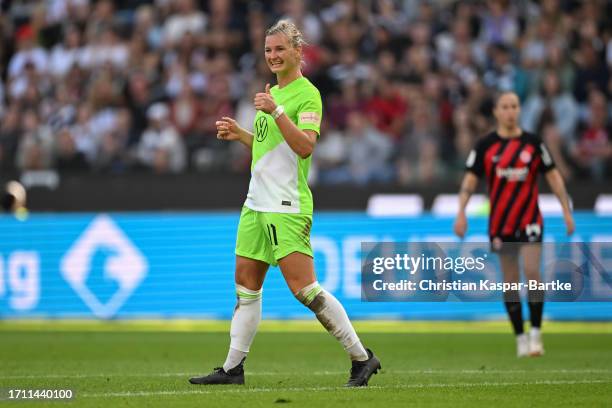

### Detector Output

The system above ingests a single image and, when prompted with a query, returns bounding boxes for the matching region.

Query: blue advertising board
[0,212,611,320]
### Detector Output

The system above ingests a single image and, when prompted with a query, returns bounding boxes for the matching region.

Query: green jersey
[245,77,322,215]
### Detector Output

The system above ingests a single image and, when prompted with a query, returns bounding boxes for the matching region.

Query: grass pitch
[0,320,610,407]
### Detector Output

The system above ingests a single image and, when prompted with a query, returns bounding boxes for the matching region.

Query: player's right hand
[216,117,242,141]
[454,212,467,238]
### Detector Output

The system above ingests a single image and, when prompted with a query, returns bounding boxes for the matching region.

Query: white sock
[223,347,246,373]
[295,281,369,361]
[346,341,369,361]
[222,285,262,372]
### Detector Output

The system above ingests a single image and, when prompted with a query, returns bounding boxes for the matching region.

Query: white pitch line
[80,379,612,398]
[1,369,611,380]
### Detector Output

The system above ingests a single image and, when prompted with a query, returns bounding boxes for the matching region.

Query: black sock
[503,290,524,335]
[528,290,545,329]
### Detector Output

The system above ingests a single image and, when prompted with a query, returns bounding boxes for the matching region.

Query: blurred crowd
[0,0,611,185]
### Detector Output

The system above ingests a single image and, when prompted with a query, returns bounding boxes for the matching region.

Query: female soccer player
[189,20,380,387]
[454,91,575,357]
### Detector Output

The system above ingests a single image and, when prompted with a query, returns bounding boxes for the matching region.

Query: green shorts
[235,206,313,266]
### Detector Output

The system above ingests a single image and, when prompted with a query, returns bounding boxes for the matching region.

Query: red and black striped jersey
[465,131,555,239]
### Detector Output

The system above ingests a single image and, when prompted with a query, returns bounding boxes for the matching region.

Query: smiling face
[494,92,521,129]
[264,33,301,76]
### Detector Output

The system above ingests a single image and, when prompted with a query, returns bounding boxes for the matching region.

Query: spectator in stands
[398,44,432,84]
[133,5,164,50]
[94,108,132,174]
[189,72,233,169]
[328,47,371,86]
[48,24,83,79]
[483,43,529,100]
[573,40,610,104]
[312,120,347,185]
[15,109,54,171]
[326,80,363,130]
[8,24,48,81]
[163,0,207,47]
[125,71,155,145]
[449,43,480,88]
[320,111,393,185]
[479,0,519,47]
[9,58,48,103]
[282,0,323,44]
[570,90,612,179]
[70,104,99,164]
[540,42,575,94]
[397,100,444,184]
[170,79,202,139]
[201,0,246,58]
[521,19,560,72]
[135,102,186,174]
[55,128,89,171]
[85,0,115,42]
[363,76,408,140]
[463,80,495,137]
[521,70,579,141]
[436,17,486,70]
[46,83,77,133]
[0,106,21,171]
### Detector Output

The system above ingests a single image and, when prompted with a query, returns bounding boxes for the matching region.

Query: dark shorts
[490,225,543,255]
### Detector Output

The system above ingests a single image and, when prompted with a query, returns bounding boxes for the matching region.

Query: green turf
[0,322,610,407]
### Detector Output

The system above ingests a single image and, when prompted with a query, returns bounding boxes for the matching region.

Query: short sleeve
[538,141,556,173]
[296,90,323,135]
[465,141,486,177]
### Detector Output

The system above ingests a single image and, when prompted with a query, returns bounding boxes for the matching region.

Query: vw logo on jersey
[60,215,148,318]
[255,116,268,142]
[520,150,532,163]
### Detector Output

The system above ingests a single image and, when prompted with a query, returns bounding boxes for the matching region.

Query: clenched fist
[253,83,277,114]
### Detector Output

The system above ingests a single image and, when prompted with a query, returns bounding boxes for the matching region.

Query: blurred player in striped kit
[454,92,575,357]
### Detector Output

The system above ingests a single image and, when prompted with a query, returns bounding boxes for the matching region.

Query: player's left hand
[564,212,575,236]
[254,83,277,114]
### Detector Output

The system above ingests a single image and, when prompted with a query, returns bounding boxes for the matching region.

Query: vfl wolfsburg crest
[255,116,268,142]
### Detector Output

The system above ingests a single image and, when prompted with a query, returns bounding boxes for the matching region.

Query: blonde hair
[265,19,307,49]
